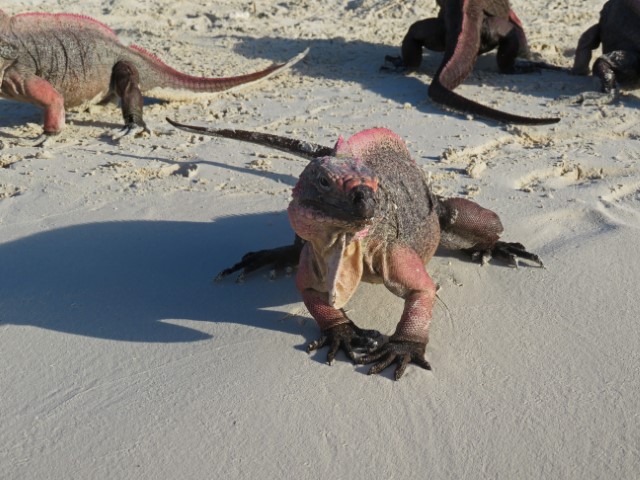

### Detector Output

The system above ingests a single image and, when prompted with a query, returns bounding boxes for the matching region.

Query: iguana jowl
[570,0,640,104]
[0,10,306,143]
[167,119,543,380]
[386,0,560,125]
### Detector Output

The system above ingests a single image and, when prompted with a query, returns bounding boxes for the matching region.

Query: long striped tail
[135,47,309,100]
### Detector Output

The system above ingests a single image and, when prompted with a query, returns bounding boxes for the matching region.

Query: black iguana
[568,0,640,104]
[384,0,561,125]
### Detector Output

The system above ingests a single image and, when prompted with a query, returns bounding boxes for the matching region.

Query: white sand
[2,0,639,478]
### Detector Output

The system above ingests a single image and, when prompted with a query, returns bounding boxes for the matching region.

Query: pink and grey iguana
[568,0,640,104]
[168,118,543,380]
[384,0,560,125]
[0,10,307,144]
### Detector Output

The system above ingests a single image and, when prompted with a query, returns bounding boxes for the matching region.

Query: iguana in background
[168,118,544,380]
[0,10,307,144]
[384,0,561,125]
[569,0,640,104]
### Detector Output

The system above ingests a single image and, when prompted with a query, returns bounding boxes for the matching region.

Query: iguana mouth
[288,202,373,241]
[295,201,373,226]
[297,183,377,225]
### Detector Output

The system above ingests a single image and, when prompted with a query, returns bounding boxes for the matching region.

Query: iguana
[167,119,543,380]
[568,0,640,104]
[384,0,560,125]
[0,10,307,144]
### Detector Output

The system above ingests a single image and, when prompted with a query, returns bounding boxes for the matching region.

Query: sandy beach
[1,0,639,478]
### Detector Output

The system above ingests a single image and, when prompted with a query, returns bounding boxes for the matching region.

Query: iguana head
[288,155,378,241]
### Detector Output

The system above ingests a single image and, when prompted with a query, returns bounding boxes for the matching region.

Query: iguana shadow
[230,36,572,121]
[0,97,163,136]
[0,212,316,343]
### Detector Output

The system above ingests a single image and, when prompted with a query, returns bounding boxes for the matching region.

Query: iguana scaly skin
[569,0,640,104]
[0,10,306,142]
[386,0,560,125]
[167,119,543,380]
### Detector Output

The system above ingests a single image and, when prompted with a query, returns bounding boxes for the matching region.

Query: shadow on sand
[0,212,309,343]
[229,35,575,120]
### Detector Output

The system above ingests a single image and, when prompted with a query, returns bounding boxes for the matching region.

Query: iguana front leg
[1,70,65,144]
[382,17,446,71]
[0,40,61,145]
[572,24,601,76]
[110,60,149,138]
[302,288,383,365]
[357,245,436,380]
[299,241,383,365]
[581,50,640,104]
[402,17,447,69]
[561,24,624,105]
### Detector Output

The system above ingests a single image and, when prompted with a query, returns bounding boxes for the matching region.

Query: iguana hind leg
[485,16,546,74]
[216,235,304,282]
[111,60,149,138]
[438,197,543,267]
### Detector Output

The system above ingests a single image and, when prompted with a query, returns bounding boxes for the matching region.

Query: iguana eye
[318,175,331,189]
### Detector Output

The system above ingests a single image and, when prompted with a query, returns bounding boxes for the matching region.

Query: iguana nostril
[350,185,376,218]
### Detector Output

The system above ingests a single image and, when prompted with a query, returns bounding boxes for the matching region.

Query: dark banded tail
[429,77,560,126]
[166,118,334,160]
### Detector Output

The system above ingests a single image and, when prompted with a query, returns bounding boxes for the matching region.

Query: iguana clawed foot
[556,89,620,106]
[215,242,303,282]
[19,132,57,148]
[356,336,431,381]
[509,60,568,74]
[216,236,304,282]
[112,123,151,141]
[307,321,384,365]
[470,241,544,268]
[380,55,408,73]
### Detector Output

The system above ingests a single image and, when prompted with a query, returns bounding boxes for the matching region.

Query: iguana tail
[166,118,333,160]
[428,76,560,125]
[132,47,308,101]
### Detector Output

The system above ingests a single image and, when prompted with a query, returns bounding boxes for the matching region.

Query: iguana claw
[112,123,151,140]
[380,55,408,73]
[471,241,544,268]
[216,238,304,282]
[19,133,56,147]
[356,337,431,381]
[307,321,384,365]
[556,89,620,106]
[509,60,569,74]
